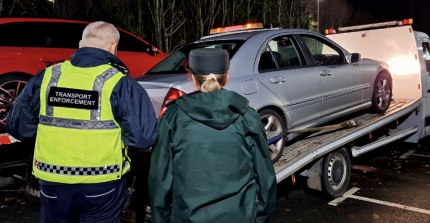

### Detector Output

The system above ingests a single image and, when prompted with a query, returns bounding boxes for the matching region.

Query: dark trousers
[40,178,126,223]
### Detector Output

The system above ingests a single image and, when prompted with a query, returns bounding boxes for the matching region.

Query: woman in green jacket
[149,48,277,223]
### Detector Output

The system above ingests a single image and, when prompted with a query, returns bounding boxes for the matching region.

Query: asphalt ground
[2,138,430,223]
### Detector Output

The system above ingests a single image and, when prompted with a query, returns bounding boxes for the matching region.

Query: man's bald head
[80,21,120,55]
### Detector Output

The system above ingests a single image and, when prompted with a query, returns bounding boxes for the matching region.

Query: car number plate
[121,210,136,223]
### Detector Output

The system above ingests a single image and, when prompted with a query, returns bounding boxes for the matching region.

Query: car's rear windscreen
[147,40,244,75]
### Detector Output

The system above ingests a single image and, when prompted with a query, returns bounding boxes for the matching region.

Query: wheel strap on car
[288,120,363,133]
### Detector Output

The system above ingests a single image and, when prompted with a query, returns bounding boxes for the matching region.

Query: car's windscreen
[147,40,244,74]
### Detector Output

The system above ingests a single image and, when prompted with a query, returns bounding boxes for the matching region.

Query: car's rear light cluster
[159,88,186,118]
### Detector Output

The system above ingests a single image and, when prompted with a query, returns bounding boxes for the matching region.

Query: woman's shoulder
[159,103,180,123]
[243,106,260,121]
[240,106,266,134]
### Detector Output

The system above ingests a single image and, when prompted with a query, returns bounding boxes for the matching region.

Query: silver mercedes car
[136,27,392,163]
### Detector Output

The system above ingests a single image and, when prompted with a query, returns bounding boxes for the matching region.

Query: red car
[0,17,167,131]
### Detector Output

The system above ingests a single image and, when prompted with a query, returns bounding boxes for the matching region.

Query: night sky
[348,0,430,35]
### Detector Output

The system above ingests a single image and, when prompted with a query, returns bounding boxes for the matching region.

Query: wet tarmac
[271,139,430,222]
[2,138,430,223]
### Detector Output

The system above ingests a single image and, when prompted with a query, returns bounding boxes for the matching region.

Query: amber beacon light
[210,23,263,35]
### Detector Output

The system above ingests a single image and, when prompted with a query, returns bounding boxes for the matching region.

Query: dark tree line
[0,0,374,53]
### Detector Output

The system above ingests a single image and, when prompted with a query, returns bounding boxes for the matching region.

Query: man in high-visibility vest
[6,21,157,223]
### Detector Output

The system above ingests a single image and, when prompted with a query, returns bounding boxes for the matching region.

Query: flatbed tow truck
[1,19,430,222]
[272,19,430,199]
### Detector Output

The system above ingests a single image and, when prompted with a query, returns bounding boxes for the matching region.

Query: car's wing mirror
[350,53,361,64]
[146,45,158,56]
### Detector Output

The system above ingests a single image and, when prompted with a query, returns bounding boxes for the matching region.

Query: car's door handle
[39,57,52,63]
[270,77,286,84]
[320,70,331,76]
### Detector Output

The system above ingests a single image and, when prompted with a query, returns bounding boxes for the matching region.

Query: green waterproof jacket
[149,89,277,223]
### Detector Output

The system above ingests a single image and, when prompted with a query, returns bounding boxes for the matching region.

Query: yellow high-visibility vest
[33,61,130,184]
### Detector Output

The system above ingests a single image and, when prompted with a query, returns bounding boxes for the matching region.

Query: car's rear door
[255,34,322,128]
[24,22,86,70]
[298,34,365,117]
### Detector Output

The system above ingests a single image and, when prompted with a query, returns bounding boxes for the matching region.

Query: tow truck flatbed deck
[274,99,421,183]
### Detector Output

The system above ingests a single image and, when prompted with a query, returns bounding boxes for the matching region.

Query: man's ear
[111,42,118,55]
[79,40,83,48]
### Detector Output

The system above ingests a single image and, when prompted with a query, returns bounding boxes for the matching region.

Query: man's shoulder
[45,60,66,69]
[110,63,130,75]
[111,75,150,103]
[114,75,142,90]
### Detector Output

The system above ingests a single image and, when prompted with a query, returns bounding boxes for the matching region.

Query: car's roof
[0,17,162,51]
[191,28,320,43]
[0,17,90,24]
[185,28,344,54]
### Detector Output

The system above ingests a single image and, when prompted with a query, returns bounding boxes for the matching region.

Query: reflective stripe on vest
[34,159,120,176]
[39,115,118,129]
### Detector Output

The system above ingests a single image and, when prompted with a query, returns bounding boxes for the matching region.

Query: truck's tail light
[403,19,413,25]
[325,29,336,34]
[159,88,186,118]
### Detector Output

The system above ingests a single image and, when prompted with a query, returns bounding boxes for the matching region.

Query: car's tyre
[370,73,392,114]
[0,73,31,132]
[258,109,286,163]
[321,147,351,199]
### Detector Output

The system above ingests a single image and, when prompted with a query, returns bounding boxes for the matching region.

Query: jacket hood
[175,89,249,130]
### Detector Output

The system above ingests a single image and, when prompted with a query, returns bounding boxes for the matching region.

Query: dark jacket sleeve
[6,71,44,140]
[148,106,176,223]
[246,109,277,223]
[111,75,157,149]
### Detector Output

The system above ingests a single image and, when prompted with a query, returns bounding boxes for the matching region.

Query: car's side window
[258,45,278,71]
[422,42,430,76]
[117,31,149,53]
[258,35,305,72]
[0,22,32,47]
[301,35,346,65]
[268,36,306,68]
[29,22,86,48]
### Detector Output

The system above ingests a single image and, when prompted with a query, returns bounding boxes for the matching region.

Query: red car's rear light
[159,88,186,118]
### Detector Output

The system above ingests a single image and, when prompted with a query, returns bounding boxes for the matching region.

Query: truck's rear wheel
[370,73,392,114]
[258,109,286,163]
[0,74,30,132]
[321,147,351,199]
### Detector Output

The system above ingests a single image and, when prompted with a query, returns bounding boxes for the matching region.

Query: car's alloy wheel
[258,109,286,163]
[376,78,390,109]
[370,73,392,114]
[0,74,29,131]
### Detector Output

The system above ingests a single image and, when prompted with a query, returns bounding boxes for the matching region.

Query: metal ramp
[274,99,421,183]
